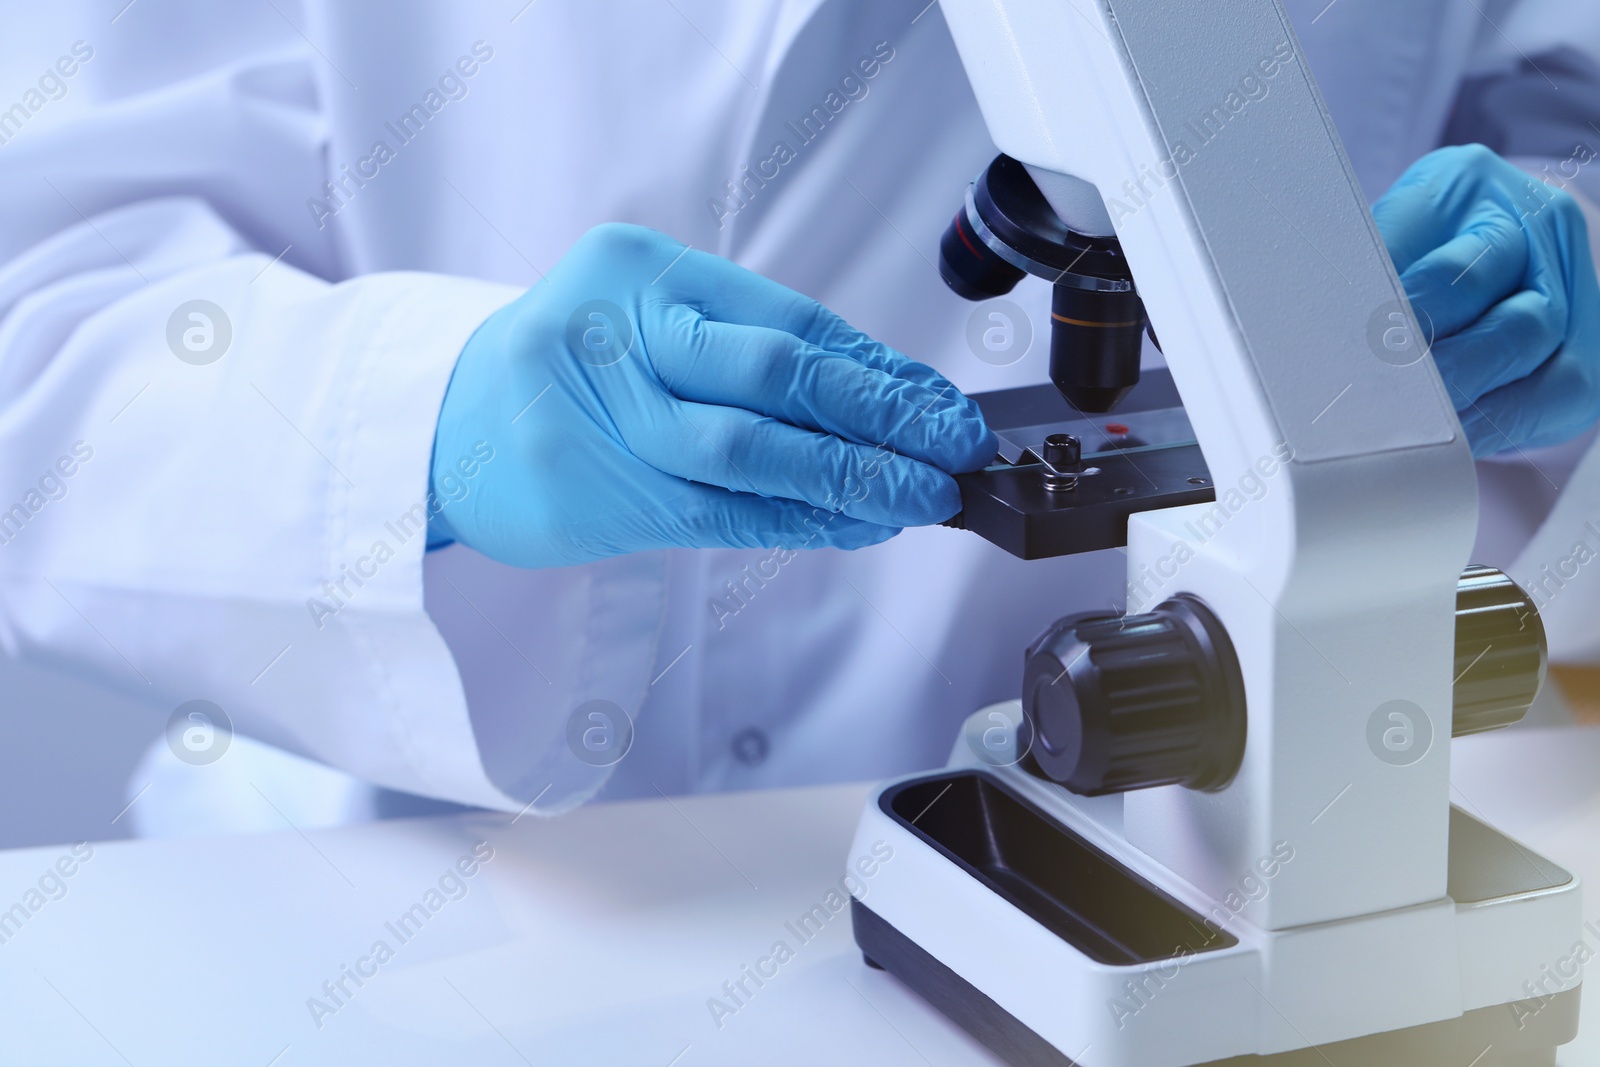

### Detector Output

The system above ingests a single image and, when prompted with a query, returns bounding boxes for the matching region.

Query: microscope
[846,1,1582,1064]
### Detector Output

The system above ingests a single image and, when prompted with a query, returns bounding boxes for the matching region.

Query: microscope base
[855,898,1579,1066]
[846,713,1583,1067]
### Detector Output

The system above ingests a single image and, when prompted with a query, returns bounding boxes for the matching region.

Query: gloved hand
[1373,143,1600,457]
[428,223,997,568]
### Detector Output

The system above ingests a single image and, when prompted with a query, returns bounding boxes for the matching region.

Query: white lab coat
[2,0,1598,822]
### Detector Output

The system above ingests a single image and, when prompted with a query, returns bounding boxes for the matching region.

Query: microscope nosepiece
[936,154,1146,415]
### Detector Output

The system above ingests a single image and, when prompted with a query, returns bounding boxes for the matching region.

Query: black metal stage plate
[949,371,1215,559]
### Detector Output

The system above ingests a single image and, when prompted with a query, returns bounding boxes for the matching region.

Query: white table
[2,727,1597,1067]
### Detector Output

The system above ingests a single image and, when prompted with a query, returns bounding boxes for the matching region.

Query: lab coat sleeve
[0,194,537,809]
[1441,41,1600,207]
[0,44,649,813]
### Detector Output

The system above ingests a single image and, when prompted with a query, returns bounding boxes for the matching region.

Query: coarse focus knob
[1022,595,1246,796]
[1454,565,1547,736]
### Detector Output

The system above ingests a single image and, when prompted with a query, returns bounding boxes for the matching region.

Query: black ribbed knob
[1022,595,1246,796]
[1453,565,1547,736]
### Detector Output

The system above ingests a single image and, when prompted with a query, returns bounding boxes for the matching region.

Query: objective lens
[1049,285,1146,413]
[938,207,1026,300]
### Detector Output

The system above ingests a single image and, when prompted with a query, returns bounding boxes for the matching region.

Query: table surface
[2,728,1598,1067]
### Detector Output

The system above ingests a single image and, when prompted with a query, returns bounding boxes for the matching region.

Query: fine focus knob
[1022,595,1246,796]
[1454,565,1547,736]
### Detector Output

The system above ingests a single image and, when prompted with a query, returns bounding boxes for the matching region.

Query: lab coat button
[731,727,769,766]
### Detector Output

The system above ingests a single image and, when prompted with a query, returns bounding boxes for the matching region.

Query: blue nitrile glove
[1373,144,1600,457]
[427,223,997,568]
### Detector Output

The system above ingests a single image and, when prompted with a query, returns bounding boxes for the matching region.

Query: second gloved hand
[1374,144,1600,457]
[428,224,997,569]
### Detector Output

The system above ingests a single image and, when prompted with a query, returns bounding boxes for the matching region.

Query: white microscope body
[846,1,1583,1064]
